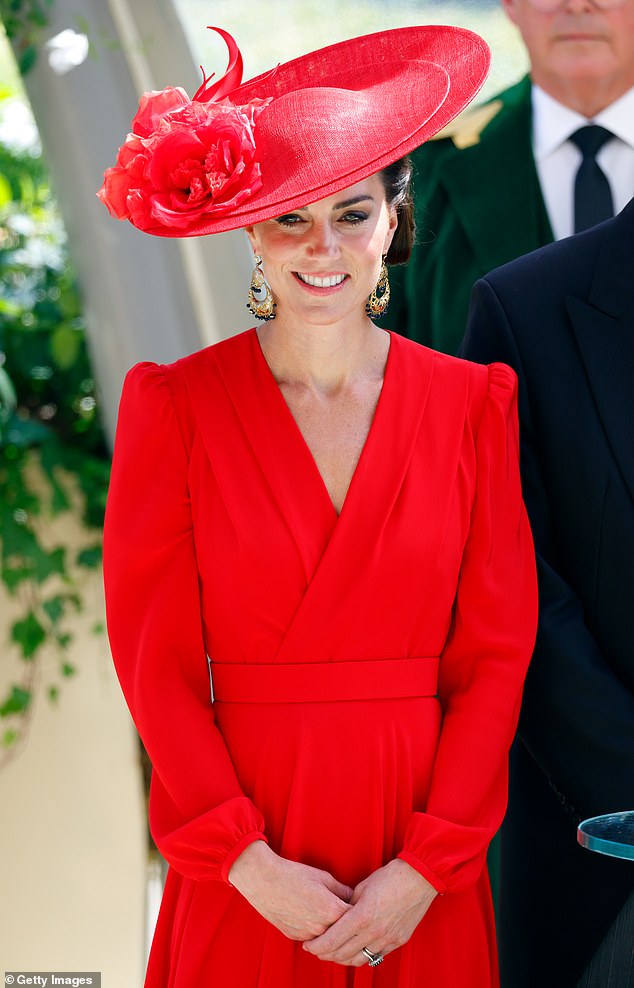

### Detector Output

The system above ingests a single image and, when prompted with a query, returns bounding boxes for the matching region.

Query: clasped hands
[228,840,437,967]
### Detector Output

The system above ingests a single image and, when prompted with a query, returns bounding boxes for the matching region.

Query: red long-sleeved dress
[103,328,537,987]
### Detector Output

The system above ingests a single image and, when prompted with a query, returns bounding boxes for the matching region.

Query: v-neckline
[251,327,394,519]
[181,328,435,651]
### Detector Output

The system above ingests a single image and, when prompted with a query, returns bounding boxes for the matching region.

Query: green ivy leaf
[43,591,81,624]
[11,611,46,659]
[4,539,67,585]
[2,516,41,560]
[61,662,76,677]
[0,685,32,717]
[33,544,66,583]
[1,564,32,593]
[2,729,19,748]
[76,543,102,568]
[38,457,71,514]
[42,594,64,624]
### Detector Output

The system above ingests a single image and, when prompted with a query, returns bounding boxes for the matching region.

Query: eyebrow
[295,195,375,213]
[333,195,374,209]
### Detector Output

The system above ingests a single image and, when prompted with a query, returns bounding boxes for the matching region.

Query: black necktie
[569,125,615,233]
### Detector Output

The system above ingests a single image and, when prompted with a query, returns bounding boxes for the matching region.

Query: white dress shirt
[532,84,634,240]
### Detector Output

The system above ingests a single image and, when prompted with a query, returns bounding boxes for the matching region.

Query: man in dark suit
[461,198,634,988]
[385,0,634,353]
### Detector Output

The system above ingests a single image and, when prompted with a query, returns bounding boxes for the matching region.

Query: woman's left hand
[302,858,437,967]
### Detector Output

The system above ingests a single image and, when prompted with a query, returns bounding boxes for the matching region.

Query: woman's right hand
[228,840,353,941]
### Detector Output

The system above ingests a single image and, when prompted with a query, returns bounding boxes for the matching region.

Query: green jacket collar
[439,76,553,273]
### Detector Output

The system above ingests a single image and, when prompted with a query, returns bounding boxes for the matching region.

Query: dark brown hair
[379,156,414,265]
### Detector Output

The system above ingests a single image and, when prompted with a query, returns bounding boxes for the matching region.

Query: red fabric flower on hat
[98,89,268,234]
[97,29,271,235]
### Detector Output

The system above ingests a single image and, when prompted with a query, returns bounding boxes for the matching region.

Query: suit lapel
[440,77,553,274]
[567,202,634,505]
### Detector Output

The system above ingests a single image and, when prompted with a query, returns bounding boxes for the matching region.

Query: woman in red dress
[100,24,537,987]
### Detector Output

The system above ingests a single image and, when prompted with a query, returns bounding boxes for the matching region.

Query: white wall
[0,467,147,987]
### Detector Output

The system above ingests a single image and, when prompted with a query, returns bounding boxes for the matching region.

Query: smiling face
[502,0,634,114]
[245,174,397,330]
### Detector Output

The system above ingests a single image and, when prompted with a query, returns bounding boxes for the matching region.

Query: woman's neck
[256,315,389,395]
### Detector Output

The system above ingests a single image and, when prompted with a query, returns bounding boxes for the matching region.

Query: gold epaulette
[431,99,503,149]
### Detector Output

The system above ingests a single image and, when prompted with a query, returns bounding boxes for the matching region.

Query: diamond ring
[361,946,384,967]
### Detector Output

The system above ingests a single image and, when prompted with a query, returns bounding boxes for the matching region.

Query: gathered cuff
[221,831,269,885]
[151,793,267,882]
[397,849,447,894]
[400,811,491,894]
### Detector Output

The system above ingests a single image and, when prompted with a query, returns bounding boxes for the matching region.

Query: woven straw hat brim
[146,24,490,237]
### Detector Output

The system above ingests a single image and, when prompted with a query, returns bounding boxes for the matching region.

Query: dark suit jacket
[461,199,634,988]
[384,76,553,354]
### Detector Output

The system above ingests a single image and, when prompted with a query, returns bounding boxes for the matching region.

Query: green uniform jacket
[385,76,554,354]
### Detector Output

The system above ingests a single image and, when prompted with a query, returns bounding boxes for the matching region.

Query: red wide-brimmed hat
[98,25,489,237]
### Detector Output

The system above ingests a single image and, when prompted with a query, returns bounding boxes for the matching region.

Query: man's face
[502,0,634,106]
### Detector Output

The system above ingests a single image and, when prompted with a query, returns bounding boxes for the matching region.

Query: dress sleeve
[398,362,538,893]
[103,362,267,883]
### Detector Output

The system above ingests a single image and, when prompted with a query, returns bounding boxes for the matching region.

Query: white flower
[45,29,90,76]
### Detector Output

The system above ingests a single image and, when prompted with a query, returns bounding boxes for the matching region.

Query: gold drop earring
[365,258,390,319]
[246,254,276,321]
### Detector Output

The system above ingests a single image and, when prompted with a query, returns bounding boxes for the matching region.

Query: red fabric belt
[210,656,440,704]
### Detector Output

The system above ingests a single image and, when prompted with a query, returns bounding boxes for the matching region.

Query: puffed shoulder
[485,360,518,398]
[457,354,517,398]
[117,361,170,419]
[115,360,192,454]
[465,358,518,436]
[119,360,169,408]
[473,361,520,452]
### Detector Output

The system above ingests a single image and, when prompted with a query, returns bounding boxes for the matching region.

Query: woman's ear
[383,205,398,256]
[245,225,259,255]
